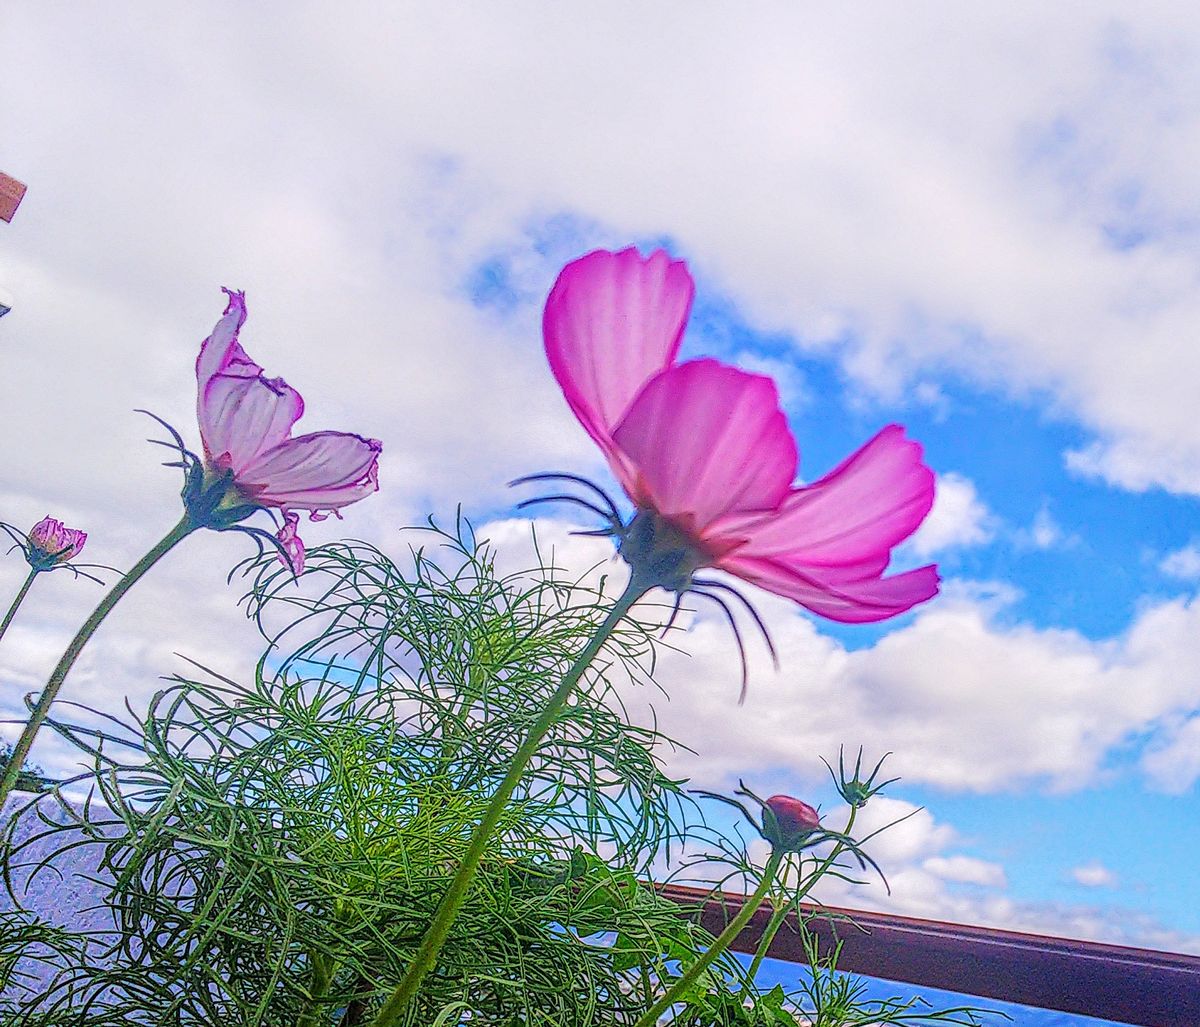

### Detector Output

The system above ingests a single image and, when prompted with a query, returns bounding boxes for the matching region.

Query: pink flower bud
[26,516,87,570]
[765,794,820,840]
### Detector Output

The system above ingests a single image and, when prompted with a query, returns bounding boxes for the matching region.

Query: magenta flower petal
[724,556,940,623]
[545,248,693,475]
[199,371,304,472]
[276,511,305,574]
[714,425,935,564]
[238,432,382,512]
[765,795,821,836]
[612,359,797,532]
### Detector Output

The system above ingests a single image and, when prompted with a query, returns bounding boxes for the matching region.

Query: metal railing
[659,884,1200,1027]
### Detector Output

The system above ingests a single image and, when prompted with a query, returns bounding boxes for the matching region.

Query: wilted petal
[200,371,304,472]
[545,248,693,468]
[716,425,934,565]
[239,432,382,511]
[612,359,797,533]
[195,288,259,392]
[276,511,305,574]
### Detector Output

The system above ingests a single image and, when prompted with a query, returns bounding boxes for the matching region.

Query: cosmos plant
[1,524,983,1027]
[373,248,939,1023]
[0,249,969,1027]
[0,291,381,807]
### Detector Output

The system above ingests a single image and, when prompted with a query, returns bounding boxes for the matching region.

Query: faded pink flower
[544,248,938,624]
[195,289,381,565]
[26,516,87,570]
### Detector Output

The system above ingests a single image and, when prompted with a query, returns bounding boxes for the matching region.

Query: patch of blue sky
[464,257,522,315]
[904,780,1200,939]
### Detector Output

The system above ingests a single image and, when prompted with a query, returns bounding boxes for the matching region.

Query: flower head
[188,289,382,567]
[25,516,87,571]
[763,794,822,850]
[543,248,938,624]
[693,781,825,855]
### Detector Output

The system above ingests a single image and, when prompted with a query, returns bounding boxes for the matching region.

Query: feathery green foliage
[0,520,996,1026]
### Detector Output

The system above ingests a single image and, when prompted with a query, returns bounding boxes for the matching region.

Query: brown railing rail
[659,884,1200,1027]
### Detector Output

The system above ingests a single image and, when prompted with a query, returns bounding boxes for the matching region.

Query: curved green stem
[634,849,785,1027]
[0,514,196,808]
[366,582,645,1027]
[744,804,859,982]
[0,569,38,647]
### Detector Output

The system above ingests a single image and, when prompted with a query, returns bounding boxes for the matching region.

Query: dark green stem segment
[0,569,39,647]
[299,950,337,1027]
[634,849,786,1027]
[366,581,646,1027]
[744,804,859,982]
[0,514,195,809]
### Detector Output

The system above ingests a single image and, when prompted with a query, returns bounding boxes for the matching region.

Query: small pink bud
[765,794,820,839]
[26,516,87,570]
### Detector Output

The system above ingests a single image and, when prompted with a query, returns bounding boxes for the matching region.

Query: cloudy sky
[3,1,1200,969]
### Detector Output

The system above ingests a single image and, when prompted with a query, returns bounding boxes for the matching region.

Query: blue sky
[1,1,1199,992]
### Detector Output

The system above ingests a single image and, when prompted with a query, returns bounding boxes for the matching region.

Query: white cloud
[1012,503,1078,551]
[912,381,951,422]
[480,521,1200,796]
[4,0,1200,961]
[1071,862,1119,888]
[907,472,995,558]
[1141,714,1200,793]
[644,587,1200,794]
[1028,506,1066,550]
[1159,541,1200,580]
[3,3,1200,500]
[923,854,1008,888]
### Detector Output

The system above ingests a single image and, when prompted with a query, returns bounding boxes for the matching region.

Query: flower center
[181,465,262,530]
[618,508,709,595]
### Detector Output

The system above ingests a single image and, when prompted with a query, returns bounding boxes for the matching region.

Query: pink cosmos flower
[543,248,938,625]
[26,516,87,569]
[195,289,382,570]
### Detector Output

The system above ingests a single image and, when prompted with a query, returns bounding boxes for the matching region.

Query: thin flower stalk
[0,514,195,807]
[633,849,785,1027]
[0,516,96,646]
[366,579,645,1027]
[744,802,859,983]
[0,569,37,646]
